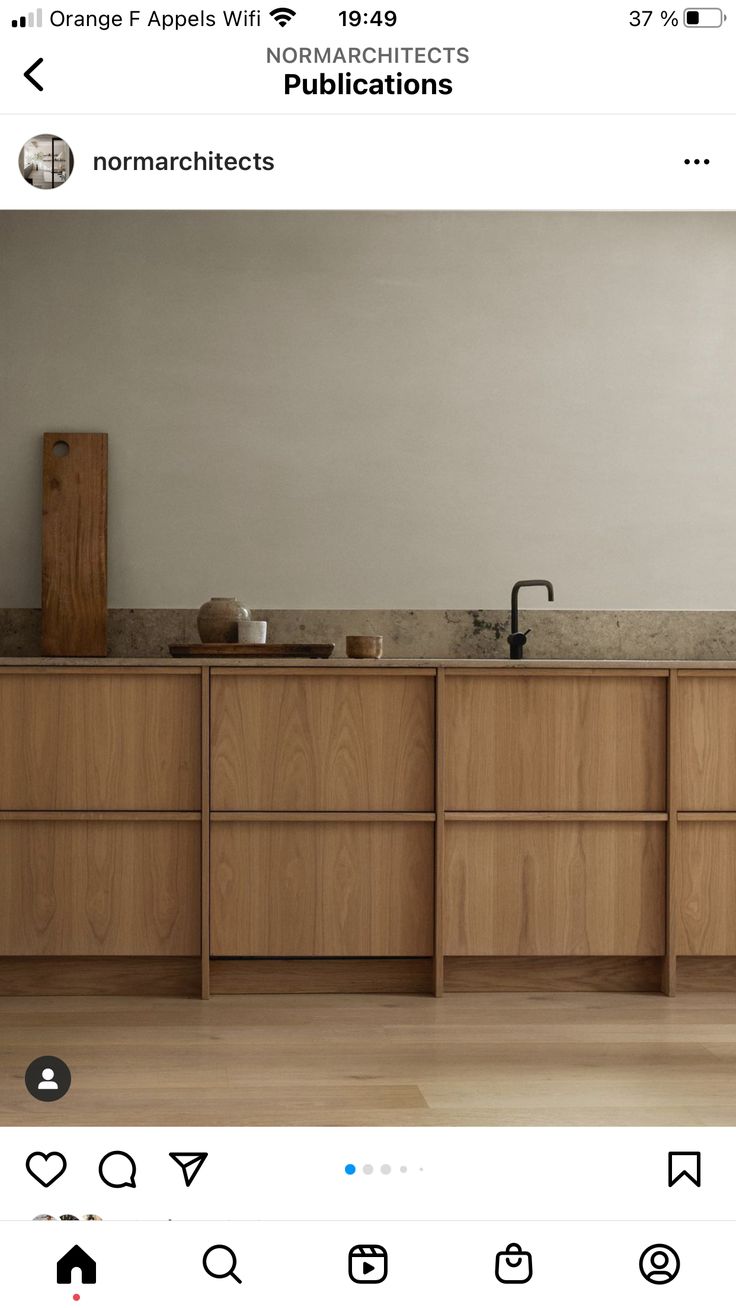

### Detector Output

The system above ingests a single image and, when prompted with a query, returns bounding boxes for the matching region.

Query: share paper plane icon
[169,1151,208,1188]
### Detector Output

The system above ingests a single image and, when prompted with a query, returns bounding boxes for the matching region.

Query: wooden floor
[3,991,736,1126]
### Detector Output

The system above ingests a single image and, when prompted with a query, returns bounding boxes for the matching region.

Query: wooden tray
[170,642,335,659]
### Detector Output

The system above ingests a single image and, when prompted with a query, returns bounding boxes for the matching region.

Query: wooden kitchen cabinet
[444,672,666,812]
[4,657,736,998]
[444,820,665,956]
[678,675,736,811]
[0,671,200,811]
[210,819,434,957]
[677,820,736,954]
[210,671,435,812]
[0,819,200,955]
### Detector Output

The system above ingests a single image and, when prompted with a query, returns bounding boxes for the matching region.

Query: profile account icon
[639,1244,680,1284]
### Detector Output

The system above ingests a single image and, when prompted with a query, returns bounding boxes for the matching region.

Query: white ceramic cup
[238,619,268,645]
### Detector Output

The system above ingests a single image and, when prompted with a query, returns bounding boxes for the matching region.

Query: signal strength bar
[12,8,42,26]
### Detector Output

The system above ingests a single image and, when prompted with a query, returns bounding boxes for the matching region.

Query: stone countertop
[1,657,736,669]
[5,609,736,662]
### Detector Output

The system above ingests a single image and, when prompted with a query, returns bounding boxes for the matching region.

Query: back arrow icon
[24,57,43,91]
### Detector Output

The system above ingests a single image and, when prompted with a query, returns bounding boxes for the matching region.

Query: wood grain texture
[434,667,445,996]
[6,990,736,1127]
[678,674,736,809]
[446,666,670,676]
[678,822,736,954]
[444,821,665,956]
[209,811,435,823]
[0,811,200,822]
[444,811,667,822]
[42,433,108,656]
[211,672,435,811]
[0,821,200,955]
[2,658,736,668]
[211,820,434,957]
[0,664,200,672]
[679,812,736,821]
[201,669,211,999]
[445,673,666,811]
[0,957,200,996]
[664,670,679,995]
[677,958,736,990]
[208,666,435,674]
[0,672,200,810]
[211,959,433,994]
[444,957,662,992]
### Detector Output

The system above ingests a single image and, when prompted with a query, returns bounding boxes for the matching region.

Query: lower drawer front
[0,821,200,956]
[445,821,665,956]
[678,822,736,954]
[211,821,434,957]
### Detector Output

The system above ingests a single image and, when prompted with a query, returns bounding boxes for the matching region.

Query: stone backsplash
[2,608,736,660]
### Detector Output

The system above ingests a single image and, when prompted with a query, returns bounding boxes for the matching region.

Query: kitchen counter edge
[2,657,736,670]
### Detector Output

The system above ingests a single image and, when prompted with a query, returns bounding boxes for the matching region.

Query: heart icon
[26,1151,67,1188]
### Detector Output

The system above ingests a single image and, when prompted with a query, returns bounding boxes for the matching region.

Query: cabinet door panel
[678,822,736,954]
[0,821,200,955]
[678,676,736,810]
[445,821,665,955]
[211,821,434,956]
[445,674,666,811]
[211,673,434,811]
[0,672,200,810]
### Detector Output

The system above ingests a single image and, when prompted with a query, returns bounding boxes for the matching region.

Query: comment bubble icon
[98,1150,137,1189]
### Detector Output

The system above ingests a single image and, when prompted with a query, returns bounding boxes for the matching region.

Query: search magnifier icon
[203,1244,243,1285]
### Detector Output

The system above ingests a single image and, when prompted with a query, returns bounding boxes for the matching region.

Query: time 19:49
[339,10,398,25]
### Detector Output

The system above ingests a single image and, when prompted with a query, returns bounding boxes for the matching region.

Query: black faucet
[508,579,555,659]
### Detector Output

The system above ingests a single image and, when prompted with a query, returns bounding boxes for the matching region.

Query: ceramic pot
[197,597,250,643]
[346,635,383,659]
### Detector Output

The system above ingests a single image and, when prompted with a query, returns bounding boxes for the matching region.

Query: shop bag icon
[495,1242,533,1284]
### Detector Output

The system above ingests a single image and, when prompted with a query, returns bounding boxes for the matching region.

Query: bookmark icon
[668,1151,701,1187]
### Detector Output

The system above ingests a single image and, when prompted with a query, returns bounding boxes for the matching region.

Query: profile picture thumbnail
[19,134,74,189]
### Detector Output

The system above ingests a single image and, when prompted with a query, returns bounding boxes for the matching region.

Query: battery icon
[684,8,724,23]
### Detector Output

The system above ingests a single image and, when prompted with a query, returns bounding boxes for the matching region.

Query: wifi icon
[270,6,296,25]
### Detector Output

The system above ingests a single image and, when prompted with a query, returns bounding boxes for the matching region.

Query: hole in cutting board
[52,440,70,458]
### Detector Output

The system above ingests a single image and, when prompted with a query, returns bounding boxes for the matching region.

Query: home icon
[57,1245,97,1285]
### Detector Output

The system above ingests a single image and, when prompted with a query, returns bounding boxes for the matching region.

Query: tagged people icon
[24,1056,72,1103]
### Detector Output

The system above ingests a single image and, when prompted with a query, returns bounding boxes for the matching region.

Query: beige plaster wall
[2,211,734,609]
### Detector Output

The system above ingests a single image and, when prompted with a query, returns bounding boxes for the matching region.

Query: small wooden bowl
[346,635,383,659]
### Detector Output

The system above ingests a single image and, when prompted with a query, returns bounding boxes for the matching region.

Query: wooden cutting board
[42,433,108,656]
[170,643,335,659]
